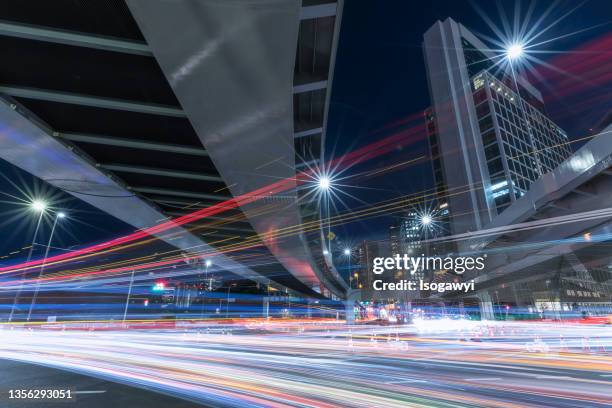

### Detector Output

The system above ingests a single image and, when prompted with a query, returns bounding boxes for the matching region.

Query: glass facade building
[471,71,572,213]
[423,17,572,239]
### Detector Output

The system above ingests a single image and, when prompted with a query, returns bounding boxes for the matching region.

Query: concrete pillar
[511,283,520,306]
[345,302,355,324]
[263,297,270,319]
[345,289,361,324]
[478,292,495,320]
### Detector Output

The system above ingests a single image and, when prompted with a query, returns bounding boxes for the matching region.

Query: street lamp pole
[344,248,352,288]
[349,256,352,289]
[317,175,333,258]
[226,284,235,318]
[123,270,135,323]
[9,204,46,323]
[201,260,210,319]
[420,213,432,286]
[27,212,65,321]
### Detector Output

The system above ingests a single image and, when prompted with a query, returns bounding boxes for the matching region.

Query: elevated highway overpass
[0,0,348,299]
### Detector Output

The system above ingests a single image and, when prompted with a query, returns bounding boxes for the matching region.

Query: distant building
[388,216,418,295]
[423,18,572,241]
[357,240,384,298]
[390,214,421,257]
[387,206,451,299]
[389,221,401,258]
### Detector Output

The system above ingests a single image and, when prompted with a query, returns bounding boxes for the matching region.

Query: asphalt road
[0,359,205,408]
[0,320,610,407]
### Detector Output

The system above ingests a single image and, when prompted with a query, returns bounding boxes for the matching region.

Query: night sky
[0,0,610,259]
[0,164,133,260]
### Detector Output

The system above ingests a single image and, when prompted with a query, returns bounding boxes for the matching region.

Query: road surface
[1,320,610,407]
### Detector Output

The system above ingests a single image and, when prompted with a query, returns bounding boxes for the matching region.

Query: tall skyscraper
[389,221,402,258]
[390,211,427,256]
[423,18,572,240]
[357,240,386,299]
[388,207,449,298]
[397,211,426,285]
[389,214,423,282]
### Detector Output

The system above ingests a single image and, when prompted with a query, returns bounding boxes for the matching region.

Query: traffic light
[152,281,165,292]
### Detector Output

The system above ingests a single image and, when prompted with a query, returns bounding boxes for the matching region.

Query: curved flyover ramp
[128,0,346,296]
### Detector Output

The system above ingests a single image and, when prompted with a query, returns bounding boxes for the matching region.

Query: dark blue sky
[0,162,132,262]
[1,0,610,258]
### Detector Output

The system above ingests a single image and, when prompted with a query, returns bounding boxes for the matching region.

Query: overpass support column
[263,297,270,319]
[345,289,361,324]
[478,292,495,321]
[345,302,355,324]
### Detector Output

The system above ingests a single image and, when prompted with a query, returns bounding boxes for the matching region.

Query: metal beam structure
[57,132,209,156]
[294,127,323,139]
[0,19,151,56]
[476,126,612,247]
[147,196,219,208]
[130,187,230,202]
[0,1,341,298]
[293,80,327,94]
[0,86,185,117]
[467,126,612,289]
[199,232,243,240]
[99,163,223,182]
[127,0,333,293]
[1,84,329,119]
[1,65,328,161]
[0,3,334,55]
[296,159,319,169]
[300,3,337,20]
[187,224,253,234]
[0,96,267,284]
[165,210,248,224]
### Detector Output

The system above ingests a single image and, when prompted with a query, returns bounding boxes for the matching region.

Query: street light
[421,215,432,226]
[318,176,331,190]
[9,200,49,322]
[226,283,237,318]
[201,259,212,318]
[123,269,135,323]
[344,248,354,289]
[506,43,524,61]
[315,173,335,254]
[27,210,67,321]
[30,200,47,213]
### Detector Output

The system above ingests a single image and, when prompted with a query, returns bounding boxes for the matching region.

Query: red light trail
[0,123,428,278]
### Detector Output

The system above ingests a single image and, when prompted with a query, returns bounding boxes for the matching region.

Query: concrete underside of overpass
[127,0,341,295]
[0,0,349,299]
